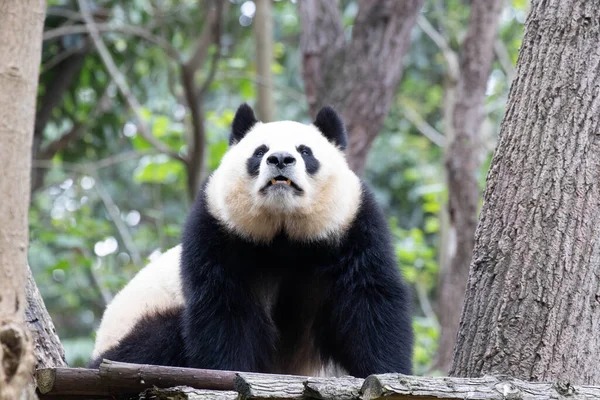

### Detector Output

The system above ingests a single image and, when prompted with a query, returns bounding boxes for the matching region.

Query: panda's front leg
[181,277,277,372]
[324,261,414,378]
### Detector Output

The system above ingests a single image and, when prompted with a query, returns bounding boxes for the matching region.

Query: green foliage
[32,0,526,370]
[390,214,441,374]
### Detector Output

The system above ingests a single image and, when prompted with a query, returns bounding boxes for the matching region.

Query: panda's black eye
[254,145,268,158]
[298,145,312,157]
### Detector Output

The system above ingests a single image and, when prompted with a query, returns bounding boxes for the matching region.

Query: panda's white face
[206,114,361,243]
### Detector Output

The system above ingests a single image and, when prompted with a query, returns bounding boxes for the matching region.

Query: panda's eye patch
[254,145,269,158]
[297,145,319,175]
[247,145,268,176]
[297,145,312,157]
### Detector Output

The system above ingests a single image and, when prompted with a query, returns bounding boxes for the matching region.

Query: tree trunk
[180,0,225,201]
[0,1,46,398]
[450,0,600,384]
[254,0,275,122]
[434,0,504,373]
[299,0,424,175]
[25,265,67,370]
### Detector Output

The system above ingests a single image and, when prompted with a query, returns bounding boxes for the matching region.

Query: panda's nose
[266,152,296,168]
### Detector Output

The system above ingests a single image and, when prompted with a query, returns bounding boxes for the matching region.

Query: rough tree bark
[450,0,600,384]
[434,0,504,373]
[254,0,275,122]
[0,1,47,398]
[25,265,67,370]
[299,0,424,175]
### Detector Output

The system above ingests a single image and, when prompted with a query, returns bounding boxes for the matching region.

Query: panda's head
[205,104,362,242]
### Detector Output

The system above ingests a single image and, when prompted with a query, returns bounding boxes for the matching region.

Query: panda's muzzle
[261,175,303,193]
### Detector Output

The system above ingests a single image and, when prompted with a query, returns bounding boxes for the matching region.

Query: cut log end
[34,368,56,394]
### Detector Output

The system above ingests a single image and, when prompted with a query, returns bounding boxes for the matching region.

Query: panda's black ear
[230,103,259,145]
[313,106,348,150]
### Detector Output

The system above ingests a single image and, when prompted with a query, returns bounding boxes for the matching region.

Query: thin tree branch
[34,41,90,149]
[37,124,86,160]
[32,150,153,172]
[195,0,229,96]
[181,0,224,199]
[152,184,166,250]
[417,15,459,82]
[32,151,154,198]
[217,72,306,102]
[148,1,183,101]
[32,150,149,269]
[84,264,112,308]
[37,80,114,160]
[43,23,181,62]
[400,99,445,147]
[93,176,143,268]
[415,281,439,326]
[46,7,84,21]
[94,150,150,169]
[41,46,86,73]
[32,80,116,194]
[198,44,222,96]
[46,5,111,23]
[494,38,515,82]
[417,15,450,59]
[183,1,219,73]
[484,96,508,115]
[77,0,185,163]
[432,0,448,38]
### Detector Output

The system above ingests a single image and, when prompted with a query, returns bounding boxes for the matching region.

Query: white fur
[206,120,362,243]
[316,361,349,377]
[91,245,184,358]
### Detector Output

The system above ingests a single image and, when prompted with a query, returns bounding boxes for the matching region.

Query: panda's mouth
[262,175,303,193]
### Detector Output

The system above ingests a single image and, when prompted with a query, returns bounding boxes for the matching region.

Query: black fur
[88,308,185,368]
[313,106,348,150]
[297,145,320,175]
[246,145,268,176]
[91,183,414,377]
[230,103,259,145]
[90,105,413,375]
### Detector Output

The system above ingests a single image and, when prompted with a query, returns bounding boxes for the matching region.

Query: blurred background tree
[29,0,528,373]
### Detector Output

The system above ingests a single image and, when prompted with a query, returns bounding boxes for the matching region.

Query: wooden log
[35,360,236,397]
[99,359,236,392]
[36,363,600,400]
[141,386,238,400]
[304,376,363,400]
[35,367,109,396]
[234,372,307,399]
[360,374,600,400]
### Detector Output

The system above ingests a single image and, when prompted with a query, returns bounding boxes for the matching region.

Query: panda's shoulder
[179,185,241,278]
[342,181,393,253]
[354,182,388,229]
[181,185,223,250]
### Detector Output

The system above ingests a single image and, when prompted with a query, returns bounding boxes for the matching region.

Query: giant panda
[90,104,414,378]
